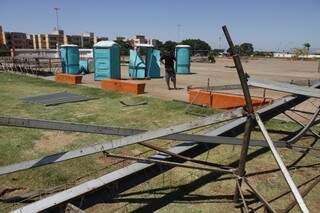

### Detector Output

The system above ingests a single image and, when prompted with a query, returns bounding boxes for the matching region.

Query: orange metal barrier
[55,74,82,84]
[188,89,272,109]
[101,79,145,95]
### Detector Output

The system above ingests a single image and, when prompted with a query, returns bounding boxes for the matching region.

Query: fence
[0,57,62,76]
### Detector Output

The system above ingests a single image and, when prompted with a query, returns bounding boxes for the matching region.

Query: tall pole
[222,25,255,203]
[177,24,181,42]
[54,7,60,48]
[54,7,60,31]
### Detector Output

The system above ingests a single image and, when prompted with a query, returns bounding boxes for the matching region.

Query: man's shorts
[165,68,176,81]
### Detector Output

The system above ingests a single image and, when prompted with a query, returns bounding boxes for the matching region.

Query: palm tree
[304,43,311,56]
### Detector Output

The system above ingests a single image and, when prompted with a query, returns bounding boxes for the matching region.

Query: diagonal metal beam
[283,112,320,139]
[104,152,233,173]
[139,142,233,170]
[222,25,255,203]
[0,109,243,175]
[0,115,295,151]
[255,113,309,213]
[248,78,320,99]
[284,108,320,144]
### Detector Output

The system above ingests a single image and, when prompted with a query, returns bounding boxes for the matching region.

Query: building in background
[116,36,126,41]
[132,35,148,46]
[37,34,46,49]
[64,35,82,47]
[81,32,95,48]
[2,31,28,49]
[94,36,108,44]
[45,29,64,49]
[0,25,110,49]
[26,34,34,49]
[32,34,39,49]
[0,26,4,47]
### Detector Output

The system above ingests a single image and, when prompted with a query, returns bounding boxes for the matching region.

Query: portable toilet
[79,60,89,74]
[175,45,191,74]
[93,41,120,80]
[146,47,160,78]
[59,44,80,74]
[128,44,160,79]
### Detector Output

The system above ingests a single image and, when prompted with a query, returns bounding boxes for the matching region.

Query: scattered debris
[224,65,236,68]
[120,100,148,107]
[23,92,96,106]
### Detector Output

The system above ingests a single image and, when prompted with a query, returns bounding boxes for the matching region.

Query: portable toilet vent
[175,45,191,74]
[59,44,80,74]
[93,41,121,80]
[128,44,160,79]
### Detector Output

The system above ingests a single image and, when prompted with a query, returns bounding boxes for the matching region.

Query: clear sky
[1,0,319,51]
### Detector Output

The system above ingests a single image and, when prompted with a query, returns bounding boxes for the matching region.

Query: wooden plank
[248,78,320,99]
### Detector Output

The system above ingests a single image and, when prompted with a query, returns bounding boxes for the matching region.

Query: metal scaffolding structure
[1,26,319,212]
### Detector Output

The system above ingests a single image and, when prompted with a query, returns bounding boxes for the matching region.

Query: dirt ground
[82,58,320,101]
[81,57,320,121]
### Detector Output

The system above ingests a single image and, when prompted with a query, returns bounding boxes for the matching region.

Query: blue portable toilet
[128,49,146,78]
[93,41,121,80]
[59,44,80,74]
[146,48,160,78]
[129,44,160,79]
[175,45,191,74]
[79,60,88,74]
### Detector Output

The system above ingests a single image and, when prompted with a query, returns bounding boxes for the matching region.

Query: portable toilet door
[146,48,160,78]
[128,49,146,79]
[59,44,80,74]
[93,41,121,80]
[175,45,191,74]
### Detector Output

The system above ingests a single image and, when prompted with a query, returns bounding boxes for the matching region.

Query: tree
[153,39,163,50]
[181,39,211,56]
[293,48,308,58]
[211,49,224,56]
[227,43,254,56]
[114,39,132,55]
[240,43,254,56]
[227,45,240,55]
[253,51,273,57]
[161,41,177,53]
[304,43,311,55]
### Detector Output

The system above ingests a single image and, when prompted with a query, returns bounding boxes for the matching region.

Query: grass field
[0,72,319,212]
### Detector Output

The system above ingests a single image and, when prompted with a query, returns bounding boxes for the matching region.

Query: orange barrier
[101,79,145,95]
[188,89,272,109]
[55,73,82,85]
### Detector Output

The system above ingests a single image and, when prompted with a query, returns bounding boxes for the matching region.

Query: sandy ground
[82,58,320,100]
[80,58,320,121]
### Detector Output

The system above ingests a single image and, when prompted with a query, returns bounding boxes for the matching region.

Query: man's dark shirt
[160,53,176,73]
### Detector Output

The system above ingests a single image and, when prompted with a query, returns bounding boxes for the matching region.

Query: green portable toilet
[175,45,191,74]
[93,41,120,80]
[59,44,80,74]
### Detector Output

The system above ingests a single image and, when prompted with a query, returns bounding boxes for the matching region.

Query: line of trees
[227,43,254,56]
[114,38,213,56]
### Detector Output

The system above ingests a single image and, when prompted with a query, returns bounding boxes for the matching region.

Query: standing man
[161,51,177,90]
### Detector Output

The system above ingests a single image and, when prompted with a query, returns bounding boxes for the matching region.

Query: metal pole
[104,152,232,173]
[54,7,60,47]
[0,109,243,175]
[222,25,253,113]
[222,25,255,203]
[255,113,309,213]
[54,7,60,31]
